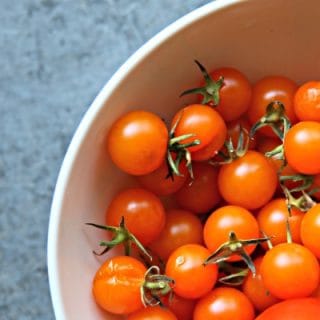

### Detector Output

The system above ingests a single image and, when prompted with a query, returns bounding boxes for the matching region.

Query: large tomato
[255,298,320,320]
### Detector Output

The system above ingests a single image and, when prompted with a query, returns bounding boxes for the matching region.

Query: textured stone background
[0,0,213,319]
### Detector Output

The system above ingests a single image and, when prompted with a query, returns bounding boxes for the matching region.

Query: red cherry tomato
[174,162,221,214]
[255,298,320,320]
[127,306,177,320]
[301,204,320,259]
[218,151,277,209]
[106,188,165,246]
[242,256,280,312]
[260,242,320,299]
[193,287,255,320]
[107,110,168,175]
[257,198,304,248]
[92,256,146,315]
[165,244,218,299]
[149,209,203,261]
[247,76,298,137]
[137,159,188,196]
[294,81,320,121]
[171,104,226,156]
[203,205,260,261]
[284,121,320,175]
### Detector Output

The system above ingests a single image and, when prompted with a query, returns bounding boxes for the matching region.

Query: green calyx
[204,231,270,277]
[141,266,175,307]
[180,60,224,106]
[86,216,152,260]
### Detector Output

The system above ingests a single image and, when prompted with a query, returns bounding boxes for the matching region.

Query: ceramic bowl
[47,0,320,318]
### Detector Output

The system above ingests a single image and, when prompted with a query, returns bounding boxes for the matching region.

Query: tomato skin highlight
[284,121,320,175]
[127,306,177,320]
[105,188,165,246]
[149,209,203,261]
[107,110,168,175]
[301,204,320,259]
[165,244,218,299]
[92,256,146,315]
[171,104,227,154]
[255,298,320,320]
[193,287,255,320]
[294,81,320,121]
[218,151,277,210]
[260,242,320,299]
[203,205,260,261]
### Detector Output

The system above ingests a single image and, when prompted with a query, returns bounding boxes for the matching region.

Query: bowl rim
[47,0,244,318]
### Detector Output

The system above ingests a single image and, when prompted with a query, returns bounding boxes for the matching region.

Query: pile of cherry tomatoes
[89,61,320,319]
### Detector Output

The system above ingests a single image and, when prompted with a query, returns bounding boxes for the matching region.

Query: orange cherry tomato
[260,242,320,299]
[257,198,304,248]
[127,306,177,320]
[301,204,320,259]
[294,81,320,121]
[203,67,252,122]
[203,205,260,261]
[174,162,221,214]
[149,209,203,261]
[256,298,320,320]
[165,244,218,299]
[247,76,298,137]
[218,151,277,209]
[107,110,168,175]
[193,287,255,320]
[171,104,227,155]
[242,256,280,312]
[105,188,165,246]
[92,256,146,315]
[284,121,320,175]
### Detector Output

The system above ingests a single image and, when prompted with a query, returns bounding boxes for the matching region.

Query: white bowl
[47,0,320,319]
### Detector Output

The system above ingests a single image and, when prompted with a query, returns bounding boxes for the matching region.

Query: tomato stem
[86,216,152,260]
[180,60,224,106]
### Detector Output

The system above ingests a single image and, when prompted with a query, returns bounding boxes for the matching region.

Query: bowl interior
[48,0,320,319]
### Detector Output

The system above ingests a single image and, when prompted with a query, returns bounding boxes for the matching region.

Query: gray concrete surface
[0,0,213,319]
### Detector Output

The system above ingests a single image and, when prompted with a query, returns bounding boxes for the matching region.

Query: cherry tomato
[174,162,221,214]
[242,256,280,312]
[107,110,168,175]
[247,76,298,137]
[106,188,165,246]
[171,104,226,155]
[165,244,218,299]
[193,287,255,320]
[284,121,320,175]
[218,151,277,209]
[164,294,197,320]
[203,205,260,261]
[149,209,203,261]
[301,204,320,259]
[92,256,146,315]
[256,298,320,320]
[294,81,320,121]
[226,116,257,150]
[208,67,252,122]
[260,242,320,299]
[137,159,188,196]
[257,198,304,247]
[127,306,177,320]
